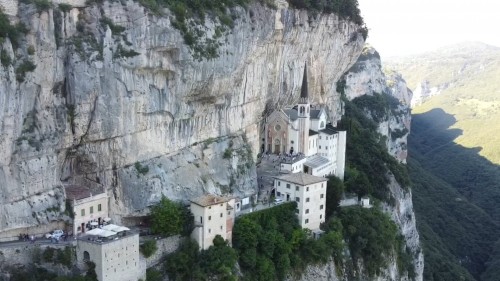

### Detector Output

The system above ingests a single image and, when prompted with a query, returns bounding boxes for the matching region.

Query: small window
[277,192,281,196]
[98,204,102,211]
[209,216,211,220]
[286,184,290,189]
[320,205,324,210]
[81,209,85,216]
[295,197,300,202]
[306,198,310,202]
[295,186,299,191]
[306,209,309,214]
[320,215,323,219]
[220,213,223,217]
[221,225,223,230]
[305,219,309,224]
[220,204,223,206]
[90,206,94,214]
[209,206,211,209]
[319,136,321,139]
[208,229,211,233]
[321,183,324,188]
[306,187,309,192]
[320,194,324,198]
[319,145,321,149]
[278,181,281,186]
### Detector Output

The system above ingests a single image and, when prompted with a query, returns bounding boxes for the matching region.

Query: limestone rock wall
[341,45,423,281]
[343,45,411,163]
[0,0,365,235]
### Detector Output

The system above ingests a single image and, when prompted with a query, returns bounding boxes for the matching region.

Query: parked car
[45,229,64,240]
[274,198,284,205]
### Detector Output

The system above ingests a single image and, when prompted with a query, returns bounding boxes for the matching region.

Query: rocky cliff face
[0,0,365,238]
[340,45,424,280]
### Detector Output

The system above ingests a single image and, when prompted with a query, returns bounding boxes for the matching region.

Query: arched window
[274,139,281,145]
[299,106,305,114]
[83,251,90,261]
[320,121,325,128]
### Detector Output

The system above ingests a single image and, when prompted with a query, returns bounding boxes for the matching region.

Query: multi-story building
[65,185,109,236]
[190,194,236,250]
[263,64,347,180]
[274,173,327,230]
[76,224,146,281]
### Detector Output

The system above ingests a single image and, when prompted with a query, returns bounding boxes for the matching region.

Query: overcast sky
[357,0,500,58]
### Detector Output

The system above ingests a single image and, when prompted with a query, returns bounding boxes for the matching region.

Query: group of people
[18,233,35,243]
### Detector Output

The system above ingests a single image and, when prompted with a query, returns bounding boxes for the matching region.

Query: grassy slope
[388,42,500,280]
[387,42,500,164]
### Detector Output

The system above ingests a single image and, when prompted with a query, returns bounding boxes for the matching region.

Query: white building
[190,194,236,250]
[65,185,109,236]
[264,65,347,180]
[76,225,146,281]
[274,173,328,230]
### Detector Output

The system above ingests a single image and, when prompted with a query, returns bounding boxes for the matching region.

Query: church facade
[263,65,346,180]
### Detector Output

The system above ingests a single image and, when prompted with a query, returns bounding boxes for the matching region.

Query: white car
[46,229,64,239]
[274,198,284,205]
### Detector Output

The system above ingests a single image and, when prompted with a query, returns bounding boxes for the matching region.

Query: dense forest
[409,109,500,280]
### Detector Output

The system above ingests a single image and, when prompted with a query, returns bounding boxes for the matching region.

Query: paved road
[0,238,76,248]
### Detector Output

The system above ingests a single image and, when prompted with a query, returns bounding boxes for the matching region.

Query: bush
[15,60,37,82]
[1,51,12,67]
[140,240,157,258]
[28,45,35,55]
[134,162,149,175]
[58,3,72,12]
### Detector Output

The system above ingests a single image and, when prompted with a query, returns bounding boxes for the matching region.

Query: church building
[263,65,346,180]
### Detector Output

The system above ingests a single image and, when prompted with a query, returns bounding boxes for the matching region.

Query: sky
[357,0,500,58]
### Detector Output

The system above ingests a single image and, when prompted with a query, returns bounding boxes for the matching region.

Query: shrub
[28,45,35,55]
[140,240,158,258]
[134,162,149,175]
[58,3,72,12]
[100,17,125,35]
[15,60,37,82]
[1,51,12,67]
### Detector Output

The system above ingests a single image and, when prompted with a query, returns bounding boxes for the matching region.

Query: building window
[278,181,281,186]
[98,204,102,211]
[90,206,94,214]
[209,229,211,233]
[220,213,223,217]
[208,216,211,220]
[306,198,310,202]
[319,146,321,149]
[277,192,281,196]
[220,204,223,206]
[295,186,299,191]
[221,226,223,230]
[320,215,323,219]
[286,184,290,189]
[306,186,309,192]
[275,124,282,131]
[305,219,309,224]
[306,209,309,214]
[321,183,324,188]
[320,205,324,210]
[320,194,324,198]
[209,206,211,209]
[81,209,85,216]
[295,197,300,202]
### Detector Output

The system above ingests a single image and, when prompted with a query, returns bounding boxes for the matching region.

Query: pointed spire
[300,63,308,100]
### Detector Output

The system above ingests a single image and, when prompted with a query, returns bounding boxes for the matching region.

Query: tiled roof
[283,109,298,121]
[190,194,230,207]
[308,130,318,136]
[274,172,327,186]
[319,124,338,135]
[65,185,92,201]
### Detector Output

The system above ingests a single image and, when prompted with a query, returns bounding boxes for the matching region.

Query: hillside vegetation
[387,42,500,164]
[391,42,500,280]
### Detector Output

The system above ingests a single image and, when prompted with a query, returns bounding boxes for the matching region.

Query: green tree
[150,196,184,236]
[140,239,158,258]
[233,216,261,269]
[326,175,344,218]
[200,235,238,281]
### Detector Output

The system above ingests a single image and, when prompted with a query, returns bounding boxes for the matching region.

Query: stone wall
[144,235,181,268]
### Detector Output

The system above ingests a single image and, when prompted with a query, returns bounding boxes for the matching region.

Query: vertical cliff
[0,0,365,237]
[339,45,424,280]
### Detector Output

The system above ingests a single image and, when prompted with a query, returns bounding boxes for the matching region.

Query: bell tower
[298,63,311,156]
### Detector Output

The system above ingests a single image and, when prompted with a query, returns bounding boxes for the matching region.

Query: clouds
[358,0,500,57]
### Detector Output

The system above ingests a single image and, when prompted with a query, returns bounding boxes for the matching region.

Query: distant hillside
[386,41,500,164]
[390,42,500,280]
